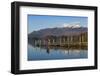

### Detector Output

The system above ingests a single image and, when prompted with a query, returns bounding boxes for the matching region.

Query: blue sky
[28,15,88,34]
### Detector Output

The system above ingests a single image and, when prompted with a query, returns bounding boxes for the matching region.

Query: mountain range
[28,27,87,39]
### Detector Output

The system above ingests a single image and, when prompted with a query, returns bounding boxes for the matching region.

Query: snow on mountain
[63,23,81,28]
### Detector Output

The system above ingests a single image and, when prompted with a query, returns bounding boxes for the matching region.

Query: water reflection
[28,42,88,61]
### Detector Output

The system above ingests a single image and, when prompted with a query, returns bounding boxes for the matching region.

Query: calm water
[28,44,88,61]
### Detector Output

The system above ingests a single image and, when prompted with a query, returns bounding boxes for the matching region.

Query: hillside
[28,27,87,39]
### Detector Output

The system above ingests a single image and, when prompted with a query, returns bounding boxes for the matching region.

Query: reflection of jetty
[29,27,88,48]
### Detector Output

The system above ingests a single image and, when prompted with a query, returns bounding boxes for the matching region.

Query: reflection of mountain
[28,42,88,61]
[28,27,87,38]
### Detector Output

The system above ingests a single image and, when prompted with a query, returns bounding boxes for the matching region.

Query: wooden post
[53,39,55,44]
[63,37,65,44]
[48,39,50,45]
[68,36,69,48]
[80,35,82,48]
[59,37,61,46]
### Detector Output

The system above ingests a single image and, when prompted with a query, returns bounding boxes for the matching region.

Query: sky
[28,15,88,34]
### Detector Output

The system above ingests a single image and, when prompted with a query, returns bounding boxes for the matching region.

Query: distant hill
[28,27,87,39]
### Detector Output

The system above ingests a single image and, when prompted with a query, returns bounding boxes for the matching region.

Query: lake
[28,44,88,61]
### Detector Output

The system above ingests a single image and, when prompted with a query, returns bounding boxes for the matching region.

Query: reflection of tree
[29,39,87,55]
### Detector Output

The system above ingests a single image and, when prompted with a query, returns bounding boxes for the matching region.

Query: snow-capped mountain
[63,23,81,28]
[28,26,87,39]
